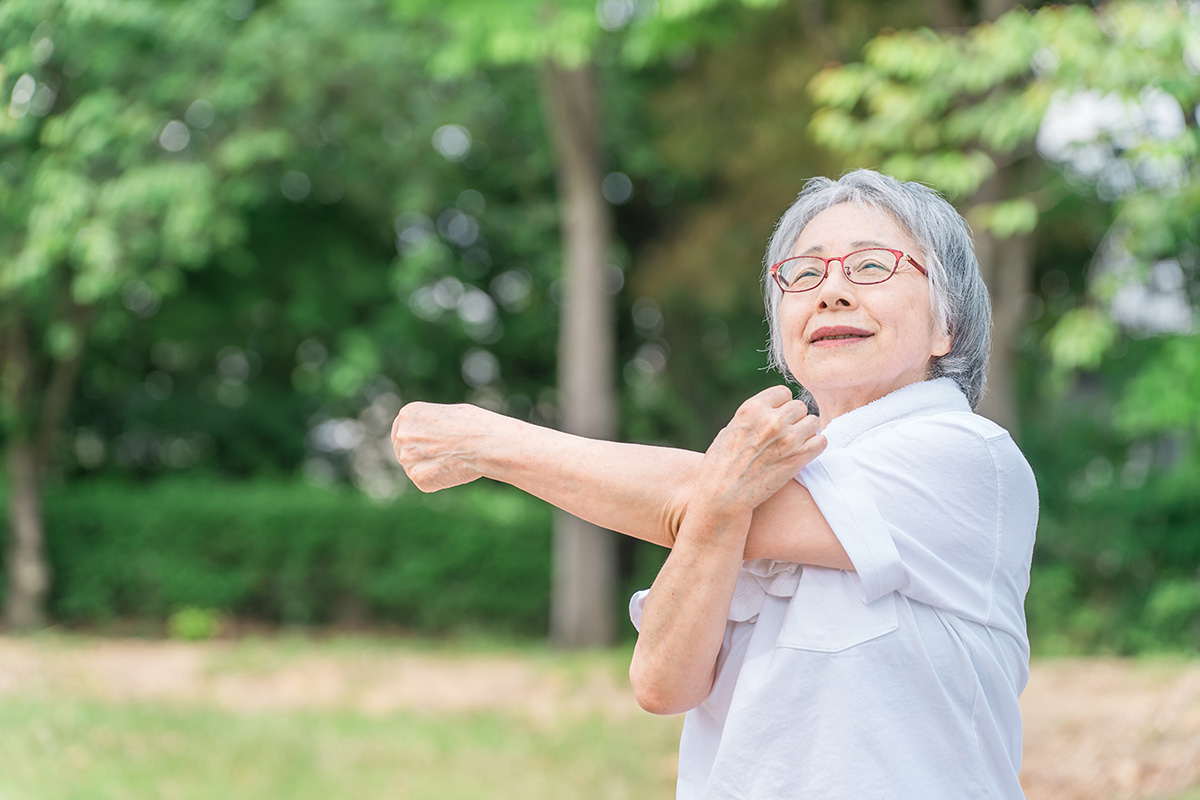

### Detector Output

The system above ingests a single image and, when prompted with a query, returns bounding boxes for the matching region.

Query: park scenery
[2,0,1200,797]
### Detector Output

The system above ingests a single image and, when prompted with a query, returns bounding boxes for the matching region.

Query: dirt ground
[1,636,1198,800]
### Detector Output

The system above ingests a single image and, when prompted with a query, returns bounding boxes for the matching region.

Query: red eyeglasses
[771,248,927,293]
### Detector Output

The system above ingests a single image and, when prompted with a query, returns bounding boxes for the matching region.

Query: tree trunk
[962,0,1035,434]
[2,311,51,631]
[0,296,84,631]
[970,171,1034,436]
[540,61,619,648]
[4,440,49,630]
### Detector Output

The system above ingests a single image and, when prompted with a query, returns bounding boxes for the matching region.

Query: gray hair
[763,169,992,411]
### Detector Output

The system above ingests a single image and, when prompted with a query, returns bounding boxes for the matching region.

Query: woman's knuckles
[756,385,793,406]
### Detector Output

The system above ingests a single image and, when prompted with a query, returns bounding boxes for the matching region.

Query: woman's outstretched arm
[392,400,696,547]
[391,395,850,569]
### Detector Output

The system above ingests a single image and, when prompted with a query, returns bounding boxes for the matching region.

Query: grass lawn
[2,633,1199,800]
[0,698,679,799]
[0,634,682,800]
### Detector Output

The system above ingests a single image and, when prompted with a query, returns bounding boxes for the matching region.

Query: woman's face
[779,202,951,420]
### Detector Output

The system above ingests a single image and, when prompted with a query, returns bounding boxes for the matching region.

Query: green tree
[1,0,531,629]
[0,0,251,628]
[808,0,1200,432]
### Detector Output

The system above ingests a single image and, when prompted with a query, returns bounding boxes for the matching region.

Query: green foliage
[809,0,1200,247]
[398,0,785,73]
[1143,579,1200,648]
[0,476,666,638]
[3,0,574,480]
[968,198,1039,239]
[1117,335,1200,436]
[1044,306,1118,373]
[21,479,557,635]
[0,0,248,304]
[1020,333,1200,655]
[0,0,393,455]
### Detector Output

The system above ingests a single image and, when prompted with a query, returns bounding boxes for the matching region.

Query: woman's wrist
[677,496,753,551]
[467,406,527,483]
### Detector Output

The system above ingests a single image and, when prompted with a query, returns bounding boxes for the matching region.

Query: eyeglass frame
[770,247,928,293]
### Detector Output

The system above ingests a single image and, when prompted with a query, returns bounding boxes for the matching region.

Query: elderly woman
[392,169,1038,798]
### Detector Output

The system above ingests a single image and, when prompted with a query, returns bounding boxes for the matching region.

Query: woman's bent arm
[629,387,834,713]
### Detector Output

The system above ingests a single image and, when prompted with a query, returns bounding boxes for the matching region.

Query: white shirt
[630,378,1038,799]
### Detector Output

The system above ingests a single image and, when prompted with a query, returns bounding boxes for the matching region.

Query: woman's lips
[810,326,873,345]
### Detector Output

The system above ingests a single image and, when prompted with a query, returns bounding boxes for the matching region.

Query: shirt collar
[817,377,969,449]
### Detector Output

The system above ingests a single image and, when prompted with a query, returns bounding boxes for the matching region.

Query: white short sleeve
[797,413,1037,635]
[628,588,649,631]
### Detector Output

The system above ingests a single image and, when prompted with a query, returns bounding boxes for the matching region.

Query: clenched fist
[390,402,497,492]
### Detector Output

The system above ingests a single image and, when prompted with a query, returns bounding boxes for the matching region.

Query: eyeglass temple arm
[905,255,927,276]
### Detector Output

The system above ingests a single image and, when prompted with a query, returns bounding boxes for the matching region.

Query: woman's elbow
[628,657,706,716]
[632,682,693,716]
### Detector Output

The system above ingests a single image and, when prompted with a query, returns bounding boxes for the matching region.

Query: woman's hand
[692,386,826,521]
[391,402,500,492]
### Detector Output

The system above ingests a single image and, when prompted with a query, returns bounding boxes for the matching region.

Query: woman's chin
[793,365,873,393]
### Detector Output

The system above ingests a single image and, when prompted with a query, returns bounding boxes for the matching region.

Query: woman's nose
[815,262,857,308]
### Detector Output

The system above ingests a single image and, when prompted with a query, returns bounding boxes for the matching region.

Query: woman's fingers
[779,398,814,426]
[735,388,817,443]
[749,384,796,408]
[742,386,812,422]
[798,431,827,461]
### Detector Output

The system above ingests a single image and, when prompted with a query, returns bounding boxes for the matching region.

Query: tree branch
[0,303,35,442]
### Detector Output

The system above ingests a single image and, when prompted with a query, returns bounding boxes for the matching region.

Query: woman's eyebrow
[795,239,890,256]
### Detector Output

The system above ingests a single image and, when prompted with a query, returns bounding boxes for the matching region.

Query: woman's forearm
[628,505,750,715]
[475,412,701,548]
[393,402,699,546]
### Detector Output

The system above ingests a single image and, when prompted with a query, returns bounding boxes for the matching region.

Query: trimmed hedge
[19,478,556,635]
[4,475,1198,652]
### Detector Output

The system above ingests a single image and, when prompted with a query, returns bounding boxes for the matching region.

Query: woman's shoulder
[846,408,1033,487]
[863,408,1012,452]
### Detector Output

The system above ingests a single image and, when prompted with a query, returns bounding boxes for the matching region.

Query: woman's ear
[931,327,952,358]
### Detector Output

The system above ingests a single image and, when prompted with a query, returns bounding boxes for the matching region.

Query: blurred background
[2,0,1200,796]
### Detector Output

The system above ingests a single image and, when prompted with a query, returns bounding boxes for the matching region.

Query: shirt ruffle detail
[728,559,802,622]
